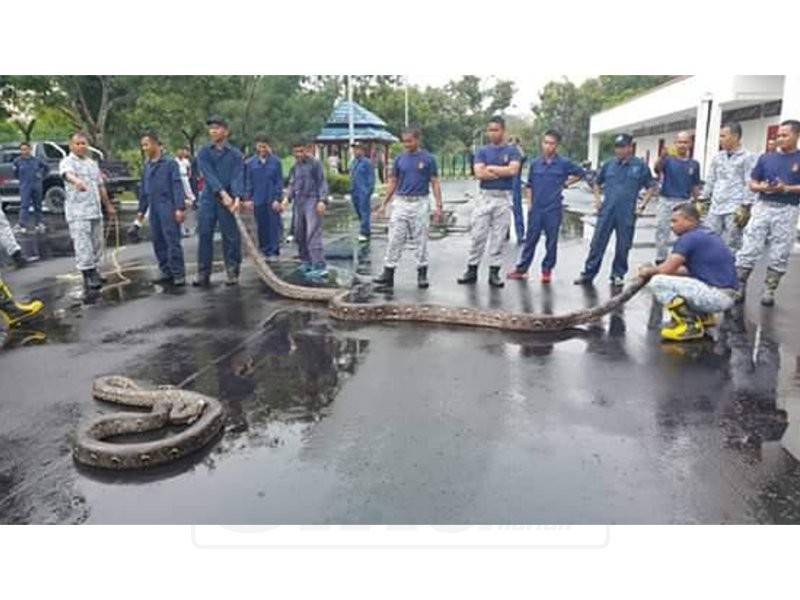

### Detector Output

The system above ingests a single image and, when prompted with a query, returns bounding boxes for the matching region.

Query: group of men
[371,115,800,343]
[2,111,799,346]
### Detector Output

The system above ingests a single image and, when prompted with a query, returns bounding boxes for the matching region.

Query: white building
[587,75,800,175]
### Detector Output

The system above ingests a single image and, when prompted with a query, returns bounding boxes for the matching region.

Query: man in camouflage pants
[59,132,117,293]
[702,121,756,250]
[457,115,521,288]
[736,119,800,306]
[373,126,443,291]
[0,205,28,268]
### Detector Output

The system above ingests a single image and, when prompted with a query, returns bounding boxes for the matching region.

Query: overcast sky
[408,73,592,117]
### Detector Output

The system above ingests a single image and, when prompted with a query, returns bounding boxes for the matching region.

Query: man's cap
[206,115,229,128]
[350,140,366,147]
[614,133,634,147]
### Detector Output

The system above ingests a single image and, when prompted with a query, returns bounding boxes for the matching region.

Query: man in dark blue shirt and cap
[349,140,376,243]
[245,135,284,259]
[193,115,245,287]
[574,133,658,287]
[137,131,187,286]
[12,142,49,234]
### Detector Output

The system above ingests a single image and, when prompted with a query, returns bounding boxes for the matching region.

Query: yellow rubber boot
[0,277,44,327]
[661,296,705,342]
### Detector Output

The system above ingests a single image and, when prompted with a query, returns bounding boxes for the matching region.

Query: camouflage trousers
[68,218,104,271]
[736,201,800,273]
[647,274,736,313]
[705,211,742,251]
[0,205,21,257]
[655,196,684,261]
[467,189,512,267]
[384,195,430,268]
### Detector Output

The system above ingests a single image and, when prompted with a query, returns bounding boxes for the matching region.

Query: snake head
[168,398,207,425]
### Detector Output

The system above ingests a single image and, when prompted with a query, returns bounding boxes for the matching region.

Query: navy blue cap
[613,133,634,147]
[206,115,229,128]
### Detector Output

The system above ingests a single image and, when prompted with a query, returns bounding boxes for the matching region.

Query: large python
[74,376,224,470]
[73,212,648,471]
[234,213,648,332]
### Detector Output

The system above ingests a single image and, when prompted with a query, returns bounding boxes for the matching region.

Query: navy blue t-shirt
[526,154,584,212]
[393,151,438,196]
[672,227,737,289]
[660,156,700,199]
[475,143,522,191]
[751,150,800,206]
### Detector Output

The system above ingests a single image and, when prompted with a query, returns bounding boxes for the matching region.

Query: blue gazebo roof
[316,100,398,144]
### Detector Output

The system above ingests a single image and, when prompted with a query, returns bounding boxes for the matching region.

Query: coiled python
[72,213,647,471]
[74,376,224,470]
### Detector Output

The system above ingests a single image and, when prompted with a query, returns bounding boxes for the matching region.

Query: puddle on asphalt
[84,310,369,456]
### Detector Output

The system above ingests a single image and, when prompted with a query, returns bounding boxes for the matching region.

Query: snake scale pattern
[234,214,648,332]
[72,212,646,471]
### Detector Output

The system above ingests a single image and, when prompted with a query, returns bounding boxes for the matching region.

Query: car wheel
[44,186,66,214]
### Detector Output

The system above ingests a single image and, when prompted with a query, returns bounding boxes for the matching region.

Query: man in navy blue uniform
[193,116,245,288]
[507,130,583,283]
[349,141,375,243]
[137,131,187,286]
[574,133,657,287]
[245,135,284,259]
[12,142,49,234]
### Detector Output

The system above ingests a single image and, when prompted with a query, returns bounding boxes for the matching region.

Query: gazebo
[315,100,398,179]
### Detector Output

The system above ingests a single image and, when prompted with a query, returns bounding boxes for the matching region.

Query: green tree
[125,76,243,154]
[530,75,674,162]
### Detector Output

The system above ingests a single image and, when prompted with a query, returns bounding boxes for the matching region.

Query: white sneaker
[35,223,47,234]
[11,224,27,235]
[285,235,294,243]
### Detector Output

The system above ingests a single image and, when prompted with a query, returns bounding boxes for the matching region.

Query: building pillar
[781,75,800,121]
[587,133,600,168]
[693,94,715,177]
[703,101,722,177]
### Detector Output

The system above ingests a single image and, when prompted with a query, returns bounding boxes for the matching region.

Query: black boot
[735,266,752,304]
[417,266,429,289]
[86,269,103,290]
[457,264,478,284]
[81,270,95,293]
[192,272,211,288]
[11,250,27,269]
[373,267,395,290]
[488,266,504,288]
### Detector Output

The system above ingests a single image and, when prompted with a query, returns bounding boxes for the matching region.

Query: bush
[327,172,351,196]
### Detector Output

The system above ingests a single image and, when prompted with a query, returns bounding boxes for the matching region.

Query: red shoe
[540,270,552,284]
[506,269,528,280]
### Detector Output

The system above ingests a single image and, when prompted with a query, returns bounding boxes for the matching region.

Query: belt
[481,189,512,196]
[397,195,427,201]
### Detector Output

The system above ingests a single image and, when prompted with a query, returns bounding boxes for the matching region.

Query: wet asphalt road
[2,180,800,524]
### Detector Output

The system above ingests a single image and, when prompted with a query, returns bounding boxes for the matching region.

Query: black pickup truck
[0,140,138,213]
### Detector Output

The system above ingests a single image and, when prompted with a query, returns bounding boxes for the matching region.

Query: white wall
[633,133,669,169]
[628,116,776,171]
[740,116,780,155]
